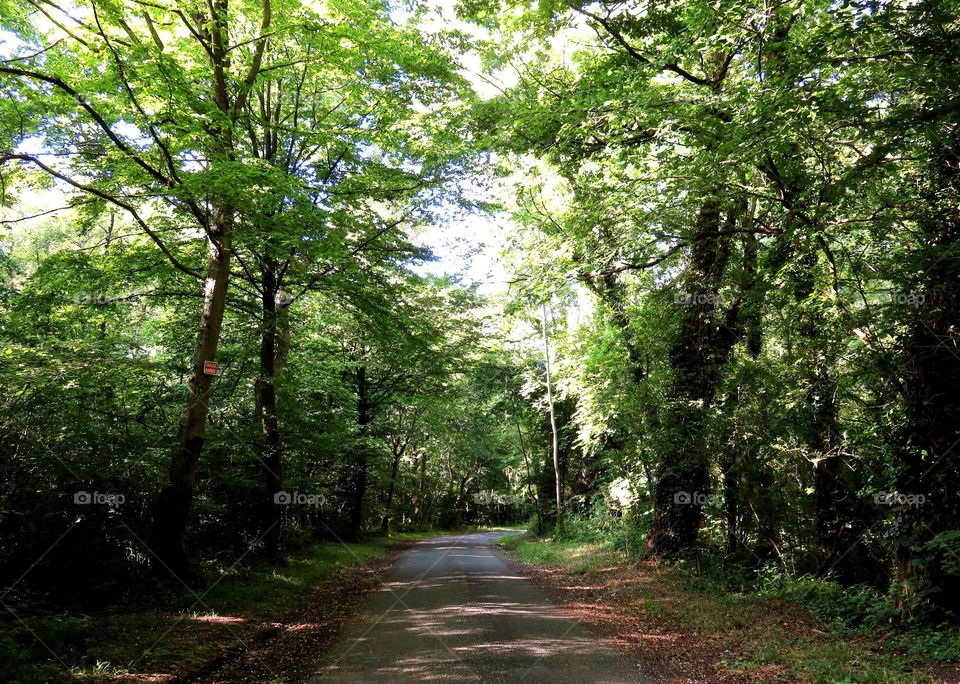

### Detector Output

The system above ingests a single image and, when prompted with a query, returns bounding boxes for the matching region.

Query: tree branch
[574,6,717,88]
[0,65,173,188]
[1,153,202,279]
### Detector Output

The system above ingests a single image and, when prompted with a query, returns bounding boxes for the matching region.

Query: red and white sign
[203,360,219,376]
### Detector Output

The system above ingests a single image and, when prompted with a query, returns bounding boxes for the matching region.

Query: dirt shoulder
[191,543,410,684]
[496,539,960,684]
[495,545,746,684]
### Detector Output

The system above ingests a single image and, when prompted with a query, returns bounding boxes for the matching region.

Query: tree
[463,0,960,614]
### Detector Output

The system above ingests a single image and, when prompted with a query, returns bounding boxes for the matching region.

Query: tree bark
[153,206,233,581]
[794,248,848,576]
[381,441,405,532]
[414,450,428,526]
[649,199,737,555]
[349,364,371,536]
[541,303,563,524]
[894,127,960,616]
[515,414,544,535]
[255,258,286,562]
[150,0,270,583]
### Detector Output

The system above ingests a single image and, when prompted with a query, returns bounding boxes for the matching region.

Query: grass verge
[2,531,445,683]
[499,533,960,684]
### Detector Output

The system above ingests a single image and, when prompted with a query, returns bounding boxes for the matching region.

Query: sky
[413,209,504,288]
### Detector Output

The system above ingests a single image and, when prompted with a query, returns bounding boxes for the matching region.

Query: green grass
[200,540,386,617]
[1,531,438,684]
[500,533,622,575]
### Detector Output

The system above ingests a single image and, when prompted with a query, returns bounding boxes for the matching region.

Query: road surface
[312,531,649,683]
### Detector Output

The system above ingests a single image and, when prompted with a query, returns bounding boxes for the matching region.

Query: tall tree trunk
[788,237,868,580]
[541,303,562,524]
[381,442,405,532]
[349,364,371,536]
[255,258,286,562]
[153,206,233,581]
[149,0,264,583]
[894,127,960,616]
[414,451,428,526]
[649,199,737,555]
[722,222,761,557]
[721,444,740,556]
[515,414,544,535]
[740,222,763,358]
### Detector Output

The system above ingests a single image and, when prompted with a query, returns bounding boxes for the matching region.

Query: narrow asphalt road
[312,531,649,683]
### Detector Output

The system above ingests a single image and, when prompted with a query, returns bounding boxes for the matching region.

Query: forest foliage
[0,0,958,670]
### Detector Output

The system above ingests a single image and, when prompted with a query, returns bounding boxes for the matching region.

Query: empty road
[313,531,648,683]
